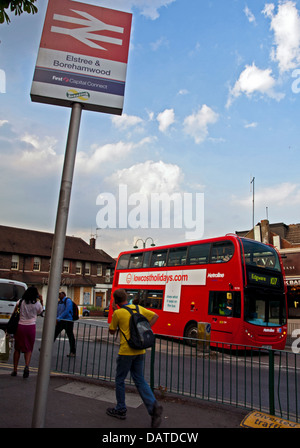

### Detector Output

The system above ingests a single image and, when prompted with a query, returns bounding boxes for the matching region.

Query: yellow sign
[241,411,300,428]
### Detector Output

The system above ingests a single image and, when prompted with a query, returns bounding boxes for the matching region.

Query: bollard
[197,322,211,351]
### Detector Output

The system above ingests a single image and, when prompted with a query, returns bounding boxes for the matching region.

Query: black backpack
[71,300,79,321]
[64,297,79,321]
[121,305,155,350]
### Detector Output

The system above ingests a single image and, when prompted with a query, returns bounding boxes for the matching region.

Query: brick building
[0,225,115,309]
[236,220,300,322]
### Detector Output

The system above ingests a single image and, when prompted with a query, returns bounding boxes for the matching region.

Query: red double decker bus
[110,235,287,349]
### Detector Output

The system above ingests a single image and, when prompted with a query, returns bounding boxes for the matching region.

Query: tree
[0,0,38,24]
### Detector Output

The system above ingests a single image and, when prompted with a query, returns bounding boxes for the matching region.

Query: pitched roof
[0,225,115,265]
[285,224,300,245]
[0,270,96,287]
[236,221,300,248]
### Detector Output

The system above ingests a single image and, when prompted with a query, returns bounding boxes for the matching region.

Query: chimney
[260,220,270,245]
[90,237,96,249]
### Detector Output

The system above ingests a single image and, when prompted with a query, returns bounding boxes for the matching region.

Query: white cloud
[263,0,300,72]
[177,89,189,95]
[137,0,176,20]
[88,0,176,20]
[183,105,219,144]
[111,113,143,130]
[226,63,284,107]
[233,182,300,207]
[147,110,155,121]
[76,139,150,174]
[0,120,8,127]
[157,108,175,132]
[244,6,256,24]
[21,133,56,153]
[188,42,201,58]
[244,122,258,128]
[150,36,169,51]
[108,160,183,195]
[0,125,64,178]
[17,133,61,173]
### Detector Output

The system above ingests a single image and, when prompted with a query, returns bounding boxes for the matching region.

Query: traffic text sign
[240,411,300,428]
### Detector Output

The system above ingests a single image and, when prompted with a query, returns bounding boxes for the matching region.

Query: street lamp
[133,237,155,249]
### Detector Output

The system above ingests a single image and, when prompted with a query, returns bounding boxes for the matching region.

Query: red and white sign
[118,269,207,313]
[31,0,132,114]
[118,270,207,286]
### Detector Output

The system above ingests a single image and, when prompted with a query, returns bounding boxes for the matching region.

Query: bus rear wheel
[184,321,198,346]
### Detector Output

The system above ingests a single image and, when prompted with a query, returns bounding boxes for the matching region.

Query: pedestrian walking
[107,288,163,428]
[11,286,43,378]
[54,290,76,357]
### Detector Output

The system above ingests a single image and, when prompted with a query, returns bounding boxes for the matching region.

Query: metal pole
[251,177,255,230]
[269,349,275,416]
[31,103,82,428]
[150,338,156,391]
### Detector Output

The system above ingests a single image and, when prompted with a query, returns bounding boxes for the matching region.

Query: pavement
[0,361,249,432]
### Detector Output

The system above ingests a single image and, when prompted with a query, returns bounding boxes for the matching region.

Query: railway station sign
[31,0,132,114]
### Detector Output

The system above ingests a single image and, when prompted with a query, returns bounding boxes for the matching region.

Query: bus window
[244,289,286,326]
[241,239,281,271]
[142,251,151,268]
[150,250,168,267]
[167,247,187,266]
[140,290,163,309]
[126,290,140,304]
[210,241,234,263]
[117,253,130,270]
[129,253,143,269]
[187,243,210,265]
[208,291,241,318]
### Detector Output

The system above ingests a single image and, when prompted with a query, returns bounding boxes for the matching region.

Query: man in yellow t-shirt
[107,289,163,428]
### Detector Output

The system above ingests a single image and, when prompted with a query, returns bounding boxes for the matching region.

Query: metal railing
[52,321,300,423]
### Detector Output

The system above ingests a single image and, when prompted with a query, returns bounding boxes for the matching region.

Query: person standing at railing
[11,286,43,378]
[54,290,76,357]
[107,288,163,428]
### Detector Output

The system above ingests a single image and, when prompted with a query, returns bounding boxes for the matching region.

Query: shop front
[281,250,300,338]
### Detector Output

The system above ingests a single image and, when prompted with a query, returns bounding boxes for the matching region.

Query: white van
[0,279,27,327]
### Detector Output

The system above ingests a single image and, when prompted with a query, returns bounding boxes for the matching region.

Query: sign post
[30,0,132,428]
[32,102,82,428]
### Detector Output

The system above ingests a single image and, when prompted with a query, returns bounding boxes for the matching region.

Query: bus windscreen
[241,239,281,272]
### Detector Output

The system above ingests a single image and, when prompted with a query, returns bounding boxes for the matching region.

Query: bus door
[208,290,241,344]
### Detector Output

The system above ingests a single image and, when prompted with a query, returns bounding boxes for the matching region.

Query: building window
[76,262,82,275]
[97,264,102,276]
[85,262,91,275]
[63,260,70,273]
[83,291,91,305]
[33,257,41,271]
[105,269,111,283]
[11,255,19,270]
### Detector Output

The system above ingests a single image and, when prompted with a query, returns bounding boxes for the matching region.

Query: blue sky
[0,0,300,257]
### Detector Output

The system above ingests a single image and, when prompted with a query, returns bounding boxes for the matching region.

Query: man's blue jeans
[115,354,156,415]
